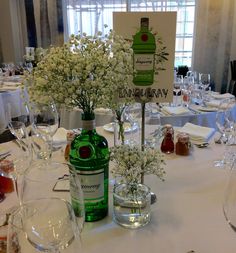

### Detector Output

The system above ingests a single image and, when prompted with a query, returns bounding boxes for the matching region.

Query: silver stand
[140,101,157,204]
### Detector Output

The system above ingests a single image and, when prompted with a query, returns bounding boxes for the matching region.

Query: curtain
[192,0,236,92]
[24,0,64,48]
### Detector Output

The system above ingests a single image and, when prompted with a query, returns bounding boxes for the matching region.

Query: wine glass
[5,101,32,143]
[223,162,236,233]
[199,73,210,90]
[123,103,141,145]
[0,144,31,205]
[30,101,59,137]
[21,161,84,232]
[173,75,183,106]
[214,98,235,168]
[30,101,59,160]
[7,198,82,253]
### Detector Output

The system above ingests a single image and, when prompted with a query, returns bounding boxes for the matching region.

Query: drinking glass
[5,101,32,142]
[173,75,183,106]
[223,162,236,233]
[0,144,31,204]
[199,73,210,91]
[145,103,162,148]
[21,161,85,232]
[214,98,235,168]
[30,101,59,160]
[123,103,141,145]
[7,198,82,253]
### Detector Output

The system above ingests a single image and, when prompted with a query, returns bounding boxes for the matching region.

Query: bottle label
[77,168,104,201]
[134,54,154,71]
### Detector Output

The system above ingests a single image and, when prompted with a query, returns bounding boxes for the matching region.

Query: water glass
[7,198,82,253]
[173,75,183,106]
[21,161,84,232]
[223,163,236,232]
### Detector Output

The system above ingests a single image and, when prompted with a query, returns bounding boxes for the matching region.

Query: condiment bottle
[175,132,190,156]
[64,131,76,161]
[161,124,174,154]
[0,160,14,193]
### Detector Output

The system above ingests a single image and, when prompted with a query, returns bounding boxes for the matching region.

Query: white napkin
[94,108,112,114]
[211,93,234,99]
[205,99,222,108]
[162,106,190,115]
[178,122,215,144]
[53,127,68,146]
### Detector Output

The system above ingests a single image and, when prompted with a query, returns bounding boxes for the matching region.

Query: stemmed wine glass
[223,160,236,233]
[173,75,183,106]
[123,103,141,145]
[21,161,85,232]
[214,98,235,168]
[0,142,31,205]
[30,101,59,161]
[199,73,210,90]
[7,198,82,253]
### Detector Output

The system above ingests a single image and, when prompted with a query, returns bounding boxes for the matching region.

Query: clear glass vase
[113,183,151,229]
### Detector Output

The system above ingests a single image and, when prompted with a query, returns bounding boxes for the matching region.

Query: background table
[1,127,236,253]
[60,103,236,130]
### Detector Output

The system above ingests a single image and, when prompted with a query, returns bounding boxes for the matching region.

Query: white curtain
[192,0,236,92]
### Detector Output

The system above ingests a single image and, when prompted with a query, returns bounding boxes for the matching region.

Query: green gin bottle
[132,17,156,86]
[69,113,109,221]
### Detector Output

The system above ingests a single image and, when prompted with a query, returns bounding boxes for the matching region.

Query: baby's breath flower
[23,28,134,114]
[110,145,166,184]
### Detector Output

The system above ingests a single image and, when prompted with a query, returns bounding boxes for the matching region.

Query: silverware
[12,139,27,151]
[0,152,11,162]
[194,142,209,148]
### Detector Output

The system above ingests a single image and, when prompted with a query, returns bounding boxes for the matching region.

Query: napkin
[94,108,112,114]
[178,122,215,144]
[211,93,235,99]
[53,127,68,147]
[162,106,190,115]
[205,99,222,108]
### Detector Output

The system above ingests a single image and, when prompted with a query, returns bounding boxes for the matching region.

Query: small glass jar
[64,131,76,161]
[0,160,14,193]
[175,132,190,156]
[161,124,174,154]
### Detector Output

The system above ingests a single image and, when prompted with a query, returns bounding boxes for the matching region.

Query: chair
[0,129,15,143]
[227,60,236,96]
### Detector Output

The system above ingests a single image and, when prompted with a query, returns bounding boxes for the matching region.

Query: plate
[103,122,138,133]
[197,106,218,112]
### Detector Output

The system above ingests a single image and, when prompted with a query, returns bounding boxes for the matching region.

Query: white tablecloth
[1,126,236,253]
[60,103,236,130]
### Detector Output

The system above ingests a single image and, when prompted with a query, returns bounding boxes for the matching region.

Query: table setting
[1,29,236,253]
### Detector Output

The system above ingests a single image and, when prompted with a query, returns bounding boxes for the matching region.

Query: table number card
[113,12,176,103]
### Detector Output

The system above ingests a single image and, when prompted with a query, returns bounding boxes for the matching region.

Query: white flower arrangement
[110,145,166,184]
[24,28,134,118]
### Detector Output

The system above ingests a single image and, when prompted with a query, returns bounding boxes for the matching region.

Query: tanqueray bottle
[69,112,109,222]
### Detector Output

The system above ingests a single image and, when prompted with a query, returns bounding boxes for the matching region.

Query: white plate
[197,106,218,112]
[103,122,138,133]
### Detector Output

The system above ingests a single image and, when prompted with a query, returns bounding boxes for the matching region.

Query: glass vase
[113,183,151,229]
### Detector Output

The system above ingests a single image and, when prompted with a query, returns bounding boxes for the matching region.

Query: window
[65,0,195,67]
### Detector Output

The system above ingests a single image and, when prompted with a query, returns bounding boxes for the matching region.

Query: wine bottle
[69,113,109,222]
[132,17,156,86]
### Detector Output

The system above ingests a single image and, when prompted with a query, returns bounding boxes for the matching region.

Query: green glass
[69,113,109,222]
[132,17,156,86]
